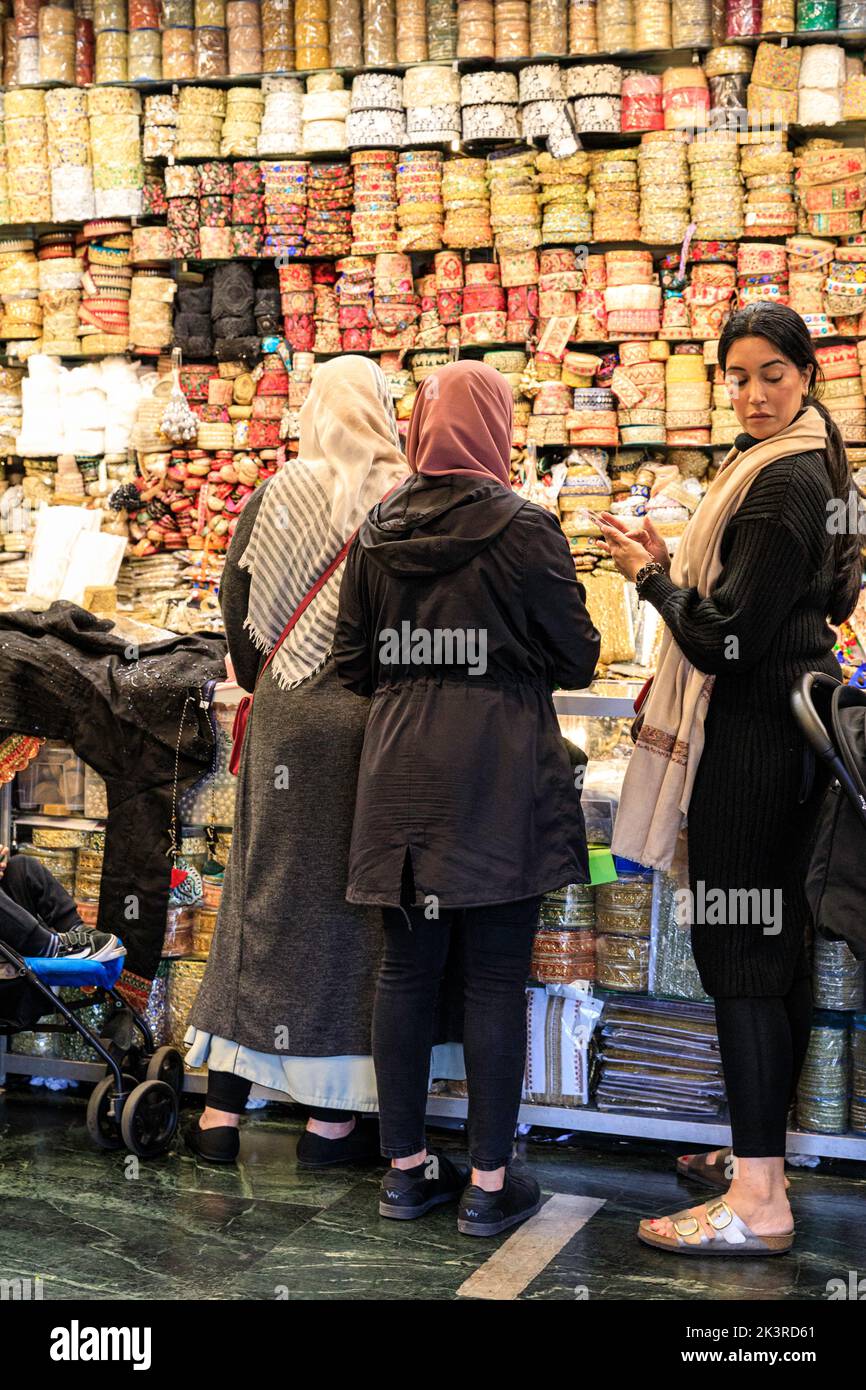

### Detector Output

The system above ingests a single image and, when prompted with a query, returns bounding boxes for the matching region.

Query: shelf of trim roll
[1,1050,864,1159]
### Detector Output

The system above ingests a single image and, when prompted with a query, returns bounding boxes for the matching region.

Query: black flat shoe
[184,1117,240,1165]
[379,1150,469,1220]
[457,1164,542,1237]
[296,1120,382,1170]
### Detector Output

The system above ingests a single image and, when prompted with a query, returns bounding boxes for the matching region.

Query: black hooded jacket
[334,473,601,908]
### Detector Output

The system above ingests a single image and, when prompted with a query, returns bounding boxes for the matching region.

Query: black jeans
[373,896,541,1170]
[0,855,80,956]
[713,972,813,1158]
[206,1069,352,1123]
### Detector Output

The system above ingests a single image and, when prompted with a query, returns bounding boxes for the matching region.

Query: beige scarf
[611,405,827,879]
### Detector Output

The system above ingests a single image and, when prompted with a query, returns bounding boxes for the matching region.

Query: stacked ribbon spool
[596,0,633,50]
[683,245,737,341]
[816,341,866,442]
[762,0,795,25]
[434,248,464,334]
[363,0,396,63]
[403,65,461,146]
[519,62,575,156]
[327,0,361,66]
[348,72,405,149]
[310,261,339,352]
[460,260,506,345]
[226,0,262,74]
[536,245,580,362]
[194,0,228,79]
[46,87,95,225]
[825,236,866,338]
[221,85,265,158]
[797,1011,850,1134]
[568,382,618,449]
[487,149,540,253]
[843,53,866,120]
[798,42,846,128]
[709,361,738,445]
[529,364,571,448]
[705,39,752,119]
[612,339,668,447]
[295,0,328,68]
[442,156,492,248]
[499,249,537,343]
[39,2,77,83]
[426,0,458,58]
[460,69,520,143]
[638,131,690,244]
[306,161,353,256]
[87,87,143,220]
[38,232,83,357]
[621,71,663,132]
[258,77,303,156]
[175,86,226,160]
[5,89,51,224]
[93,0,128,82]
[604,250,661,338]
[261,0,295,71]
[396,151,444,253]
[262,159,307,259]
[128,0,162,80]
[795,142,866,246]
[196,159,234,260]
[663,63,710,131]
[590,148,640,241]
[577,251,607,339]
[335,256,373,351]
[566,61,622,134]
[740,129,796,238]
[852,1014,866,1133]
[143,94,179,162]
[737,241,789,310]
[0,101,9,226]
[635,0,670,46]
[747,39,800,127]
[665,349,711,445]
[457,0,495,57]
[688,131,743,241]
[302,72,349,155]
[372,251,419,352]
[535,150,591,243]
[351,149,398,254]
[496,0,529,59]
[229,159,266,258]
[568,0,598,51]
[413,272,449,350]
[78,219,133,355]
[787,234,835,330]
[166,162,201,259]
[161,0,194,79]
[129,272,177,356]
[0,237,41,357]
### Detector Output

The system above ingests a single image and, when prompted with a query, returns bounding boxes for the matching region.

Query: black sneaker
[54,926,124,962]
[457,1165,542,1237]
[297,1119,382,1170]
[379,1150,469,1221]
[183,1116,240,1164]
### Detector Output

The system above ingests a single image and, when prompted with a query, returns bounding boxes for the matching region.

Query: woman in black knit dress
[599,305,862,1254]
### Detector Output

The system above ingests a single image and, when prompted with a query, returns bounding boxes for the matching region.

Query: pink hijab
[406,360,513,489]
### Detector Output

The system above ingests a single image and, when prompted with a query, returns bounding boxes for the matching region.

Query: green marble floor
[1,1085,865,1301]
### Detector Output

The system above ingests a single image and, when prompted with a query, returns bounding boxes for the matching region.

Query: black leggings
[0,855,80,955]
[206,1069,352,1123]
[373,897,540,1170]
[713,973,813,1158]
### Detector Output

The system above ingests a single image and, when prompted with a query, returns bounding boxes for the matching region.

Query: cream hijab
[240,356,408,690]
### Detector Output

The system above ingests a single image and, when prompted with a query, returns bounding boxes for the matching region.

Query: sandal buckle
[707,1200,733,1231]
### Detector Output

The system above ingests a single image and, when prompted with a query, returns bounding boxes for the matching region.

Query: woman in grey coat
[185,356,409,1165]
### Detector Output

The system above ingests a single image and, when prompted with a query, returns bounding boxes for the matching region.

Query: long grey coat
[188,484,382,1056]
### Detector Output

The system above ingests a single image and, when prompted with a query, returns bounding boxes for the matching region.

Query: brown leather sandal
[676,1148,732,1191]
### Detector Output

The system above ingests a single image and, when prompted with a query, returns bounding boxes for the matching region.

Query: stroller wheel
[86,1073,138,1151]
[145,1045,186,1096]
[120,1080,178,1159]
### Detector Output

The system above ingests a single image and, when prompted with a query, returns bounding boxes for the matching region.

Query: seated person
[0,844,122,961]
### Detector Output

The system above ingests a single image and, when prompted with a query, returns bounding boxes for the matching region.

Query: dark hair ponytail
[719,303,863,625]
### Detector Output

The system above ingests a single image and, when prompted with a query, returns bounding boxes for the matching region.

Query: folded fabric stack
[595,997,725,1117]
[128,271,176,356]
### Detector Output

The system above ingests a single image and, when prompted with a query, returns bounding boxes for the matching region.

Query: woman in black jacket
[335,360,600,1237]
[600,304,862,1255]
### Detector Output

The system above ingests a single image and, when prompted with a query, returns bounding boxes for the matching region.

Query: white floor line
[456,1193,606,1301]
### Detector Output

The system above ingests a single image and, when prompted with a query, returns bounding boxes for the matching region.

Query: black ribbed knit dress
[639,442,839,999]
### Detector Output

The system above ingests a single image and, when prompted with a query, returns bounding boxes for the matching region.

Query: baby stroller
[791,671,866,961]
[0,940,184,1158]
